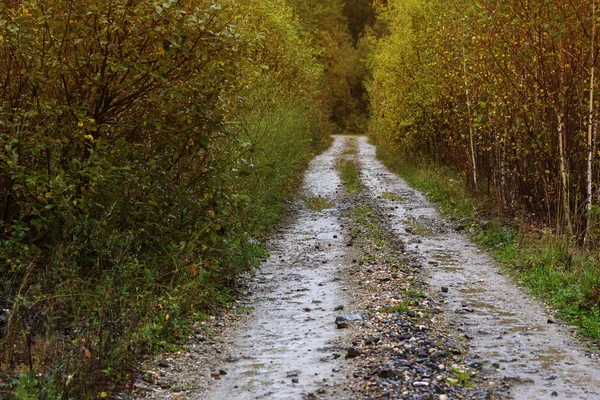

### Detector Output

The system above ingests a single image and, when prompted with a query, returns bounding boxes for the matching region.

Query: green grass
[338,138,361,195]
[376,146,600,342]
[305,197,334,211]
[379,301,410,314]
[449,366,473,387]
[349,205,382,240]
[379,289,425,314]
[380,191,406,201]
[503,237,600,338]
[338,159,361,195]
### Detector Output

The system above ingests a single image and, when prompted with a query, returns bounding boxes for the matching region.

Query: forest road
[140,135,600,400]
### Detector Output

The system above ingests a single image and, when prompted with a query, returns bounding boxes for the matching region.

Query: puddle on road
[532,348,566,370]
[404,216,434,236]
[356,135,600,400]
[459,288,487,294]
[305,196,335,211]
[380,191,409,201]
[439,266,464,273]
[498,318,521,325]
[431,250,459,263]
[508,325,545,333]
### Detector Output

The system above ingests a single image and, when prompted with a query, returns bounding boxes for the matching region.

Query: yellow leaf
[83,134,94,141]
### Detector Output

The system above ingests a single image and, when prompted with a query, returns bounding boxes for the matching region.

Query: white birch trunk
[586,0,597,245]
[462,46,477,189]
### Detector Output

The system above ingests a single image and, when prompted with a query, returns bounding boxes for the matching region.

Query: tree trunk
[558,111,571,235]
[585,0,597,245]
[462,45,477,190]
[500,129,507,209]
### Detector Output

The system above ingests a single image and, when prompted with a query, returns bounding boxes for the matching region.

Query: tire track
[356,136,600,399]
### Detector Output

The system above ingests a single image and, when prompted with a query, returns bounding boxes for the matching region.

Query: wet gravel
[133,135,600,400]
[337,200,508,399]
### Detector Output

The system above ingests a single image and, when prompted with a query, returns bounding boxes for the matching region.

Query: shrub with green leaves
[0,0,329,396]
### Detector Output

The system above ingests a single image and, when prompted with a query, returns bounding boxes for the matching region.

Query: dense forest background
[3,0,600,397]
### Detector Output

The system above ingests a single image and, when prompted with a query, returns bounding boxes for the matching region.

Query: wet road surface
[205,135,600,399]
[207,137,351,399]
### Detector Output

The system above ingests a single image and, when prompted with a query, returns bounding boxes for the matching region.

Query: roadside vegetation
[364,0,600,342]
[0,0,369,397]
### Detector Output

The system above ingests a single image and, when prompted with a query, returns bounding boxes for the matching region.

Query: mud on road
[134,136,600,400]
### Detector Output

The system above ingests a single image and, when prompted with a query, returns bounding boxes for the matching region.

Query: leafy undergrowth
[376,146,600,342]
[0,111,329,399]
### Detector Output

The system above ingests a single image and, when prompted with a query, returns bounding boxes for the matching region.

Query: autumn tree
[365,0,600,243]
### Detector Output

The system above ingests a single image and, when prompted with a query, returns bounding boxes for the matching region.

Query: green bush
[0,0,329,396]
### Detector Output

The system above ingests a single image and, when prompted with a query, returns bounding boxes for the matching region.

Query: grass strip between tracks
[338,138,361,196]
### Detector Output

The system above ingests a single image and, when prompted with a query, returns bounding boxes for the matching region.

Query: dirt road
[206,134,351,399]
[137,136,600,400]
